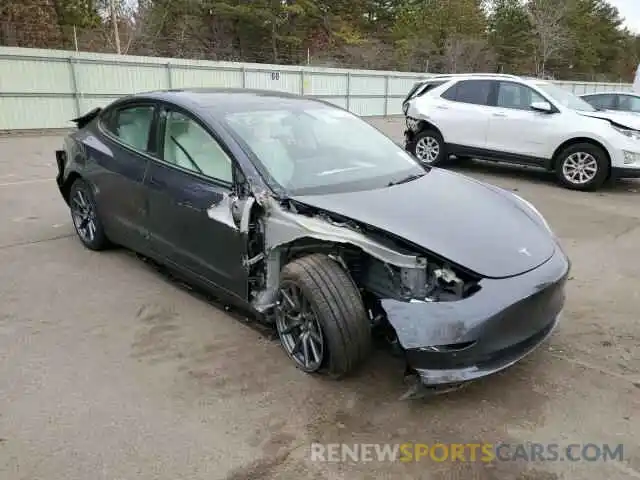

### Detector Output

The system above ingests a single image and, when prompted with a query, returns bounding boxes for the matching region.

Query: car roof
[418,73,523,82]
[118,88,335,117]
[580,91,639,96]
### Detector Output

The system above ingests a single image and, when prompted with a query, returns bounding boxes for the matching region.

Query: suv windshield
[223,107,425,195]
[533,82,596,112]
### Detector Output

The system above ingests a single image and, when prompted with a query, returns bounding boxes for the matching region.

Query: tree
[527,0,570,76]
[0,0,62,48]
[488,0,533,73]
[392,0,490,72]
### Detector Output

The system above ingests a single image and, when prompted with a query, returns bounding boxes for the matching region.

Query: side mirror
[530,101,554,113]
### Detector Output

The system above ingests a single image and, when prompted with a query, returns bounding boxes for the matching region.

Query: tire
[68,178,110,250]
[275,253,372,377]
[554,143,609,191]
[411,129,448,166]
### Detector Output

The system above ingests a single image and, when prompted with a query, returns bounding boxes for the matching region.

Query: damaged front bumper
[383,246,569,386]
[404,128,416,153]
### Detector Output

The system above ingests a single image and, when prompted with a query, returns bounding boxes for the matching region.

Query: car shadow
[447,159,640,194]
[129,249,555,406]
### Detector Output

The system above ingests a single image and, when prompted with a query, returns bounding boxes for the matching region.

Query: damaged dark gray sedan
[55,88,569,396]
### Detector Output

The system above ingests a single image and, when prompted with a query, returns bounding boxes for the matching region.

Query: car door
[145,105,248,299]
[434,79,494,149]
[484,81,562,162]
[89,102,158,252]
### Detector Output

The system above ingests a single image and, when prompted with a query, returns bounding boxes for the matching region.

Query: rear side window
[441,80,493,106]
[404,81,447,103]
[415,81,447,98]
[583,94,616,110]
[105,105,156,152]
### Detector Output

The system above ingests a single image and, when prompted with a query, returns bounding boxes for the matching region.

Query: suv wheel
[412,129,447,166]
[555,143,609,191]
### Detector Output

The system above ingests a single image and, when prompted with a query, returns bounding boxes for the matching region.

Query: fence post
[68,56,81,117]
[384,75,389,117]
[300,69,305,95]
[346,72,351,112]
[166,62,173,89]
[242,66,247,88]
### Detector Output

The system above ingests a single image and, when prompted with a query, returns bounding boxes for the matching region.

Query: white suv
[403,74,640,190]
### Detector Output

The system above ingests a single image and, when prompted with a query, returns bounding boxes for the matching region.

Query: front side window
[223,106,424,195]
[441,80,493,106]
[497,82,546,110]
[107,105,155,152]
[533,82,596,112]
[618,95,640,112]
[162,110,233,183]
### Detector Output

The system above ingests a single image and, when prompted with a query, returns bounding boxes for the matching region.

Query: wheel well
[551,137,611,174]
[61,172,81,204]
[415,119,443,139]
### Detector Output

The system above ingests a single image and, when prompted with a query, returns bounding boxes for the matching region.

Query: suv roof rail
[418,73,521,80]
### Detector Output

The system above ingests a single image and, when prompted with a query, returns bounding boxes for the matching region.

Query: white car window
[618,95,640,113]
[497,82,546,110]
[583,94,616,110]
[534,82,596,112]
[441,80,493,106]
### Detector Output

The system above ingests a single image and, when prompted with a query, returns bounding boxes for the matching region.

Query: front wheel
[411,129,448,166]
[554,143,609,191]
[275,253,372,377]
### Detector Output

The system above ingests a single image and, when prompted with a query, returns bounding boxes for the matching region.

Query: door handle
[435,105,449,110]
[492,112,508,117]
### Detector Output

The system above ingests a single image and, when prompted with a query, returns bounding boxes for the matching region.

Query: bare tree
[527,0,570,76]
[443,36,496,73]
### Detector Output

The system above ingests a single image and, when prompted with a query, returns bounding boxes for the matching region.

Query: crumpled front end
[386,246,569,388]
[238,192,568,396]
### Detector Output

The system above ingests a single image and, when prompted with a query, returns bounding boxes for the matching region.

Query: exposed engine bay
[219,192,482,350]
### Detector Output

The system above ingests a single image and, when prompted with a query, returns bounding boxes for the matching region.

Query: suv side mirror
[530,101,554,113]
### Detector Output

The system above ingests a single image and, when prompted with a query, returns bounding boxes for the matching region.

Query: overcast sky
[608,0,640,33]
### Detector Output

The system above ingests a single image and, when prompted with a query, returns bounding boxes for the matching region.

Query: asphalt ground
[0,117,638,480]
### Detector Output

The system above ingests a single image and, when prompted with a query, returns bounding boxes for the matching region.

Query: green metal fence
[0,46,634,131]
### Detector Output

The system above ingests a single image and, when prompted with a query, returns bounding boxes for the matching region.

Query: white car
[581,91,640,115]
[403,74,640,190]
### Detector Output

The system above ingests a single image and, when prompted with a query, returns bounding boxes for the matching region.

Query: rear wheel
[69,178,110,250]
[411,129,448,166]
[554,143,609,191]
[275,254,372,377]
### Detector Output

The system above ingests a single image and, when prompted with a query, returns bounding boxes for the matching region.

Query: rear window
[441,80,493,106]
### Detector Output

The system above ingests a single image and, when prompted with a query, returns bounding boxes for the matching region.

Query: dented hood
[579,110,640,130]
[291,168,556,279]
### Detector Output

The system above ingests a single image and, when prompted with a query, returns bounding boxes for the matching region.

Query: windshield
[534,82,596,112]
[223,106,425,195]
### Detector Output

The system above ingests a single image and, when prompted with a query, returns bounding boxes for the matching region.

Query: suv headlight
[512,193,555,236]
[613,124,640,140]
